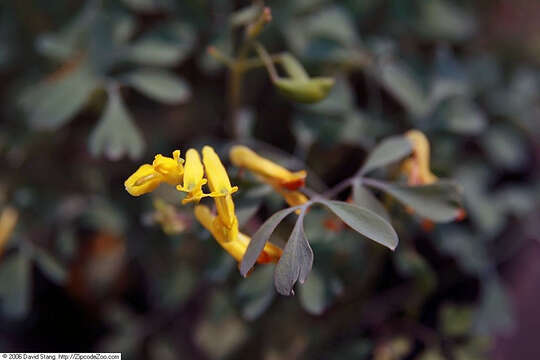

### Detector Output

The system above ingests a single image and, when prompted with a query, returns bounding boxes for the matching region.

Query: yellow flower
[230,145,306,190]
[177,149,208,204]
[274,186,309,208]
[401,130,438,185]
[194,205,282,264]
[202,146,239,242]
[152,150,184,185]
[229,145,309,208]
[125,150,184,196]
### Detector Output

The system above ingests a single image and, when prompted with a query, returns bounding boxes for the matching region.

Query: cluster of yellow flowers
[125,145,309,264]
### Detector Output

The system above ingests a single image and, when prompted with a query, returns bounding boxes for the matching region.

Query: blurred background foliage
[0,0,539,359]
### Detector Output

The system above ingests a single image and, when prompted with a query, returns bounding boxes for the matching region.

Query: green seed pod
[274,77,335,104]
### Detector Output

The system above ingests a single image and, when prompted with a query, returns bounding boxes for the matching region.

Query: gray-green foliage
[18,3,195,160]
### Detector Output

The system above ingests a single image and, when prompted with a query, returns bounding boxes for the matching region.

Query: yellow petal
[194,205,282,264]
[202,146,238,196]
[202,146,239,239]
[125,164,163,196]
[403,130,438,185]
[178,149,208,203]
[152,150,184,185]
[230,145,306,190]
[273,186,309,213]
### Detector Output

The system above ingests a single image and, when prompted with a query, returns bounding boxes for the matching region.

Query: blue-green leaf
[318,200,398,250]
[352,180,390,221]
[274,214,313,295]
[239,206,299,277]
[298,268,327,315]
[18,64,100,130]
[88,88,145,160]
[125,69,191,104]
[236,265,275,320]
[360,135,412,175]
[370,180,462,222]
[0,252,31,318]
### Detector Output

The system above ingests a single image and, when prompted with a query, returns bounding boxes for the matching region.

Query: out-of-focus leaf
[285,5,359,54]
[128,40,184,67]
[0,252,31,318]
[417,0,476,41]
[155,265,195,310]
[440,304,473,337]
[88,88,145,160]
[429,46,470,105]
[35,1,97,61]
[18,63,100,130]
[352,180,390,221]
[495,186,537,216]
[33,247,67,285]
[318,200,398,250]
[374,60,430,118]
[298,268,327,315]
[230,3,263,27]
[195,291,248,358]
[324,339,372,360]
[274,213,313,295]
[120,0,174,12]
[474,276,514,335]
[418,349,445,360]
[437,97,487,135]
[240,206,299,277]
[300,77,354,116]
[456,164,504,236]
[236,265,275,320]
[82,198,127,235]
[125,69,191,104]
[482,125,527,171]
[435,226,490,275]
[128,22,195,67]
[359,135,412,175]
[234,185,272,227]
[394,248,436,293]
[372,180,462,222]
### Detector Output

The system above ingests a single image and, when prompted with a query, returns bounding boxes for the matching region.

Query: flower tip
[263,7,272,22]
[455,208,467,221]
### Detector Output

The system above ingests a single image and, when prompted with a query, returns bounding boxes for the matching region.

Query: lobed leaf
[239,206,299,277]
[88,89,145,160]
[274,214,313,295]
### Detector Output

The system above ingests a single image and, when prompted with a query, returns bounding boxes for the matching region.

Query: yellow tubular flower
[230,145,307,190]
[202,146,239,242]
[125,150,184,196]
[177,149,208,204]
[402,130,438,185]
[125,164,163,196]
[274,186,309,208]
[152,150,184,185]
[194,205,282,264]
